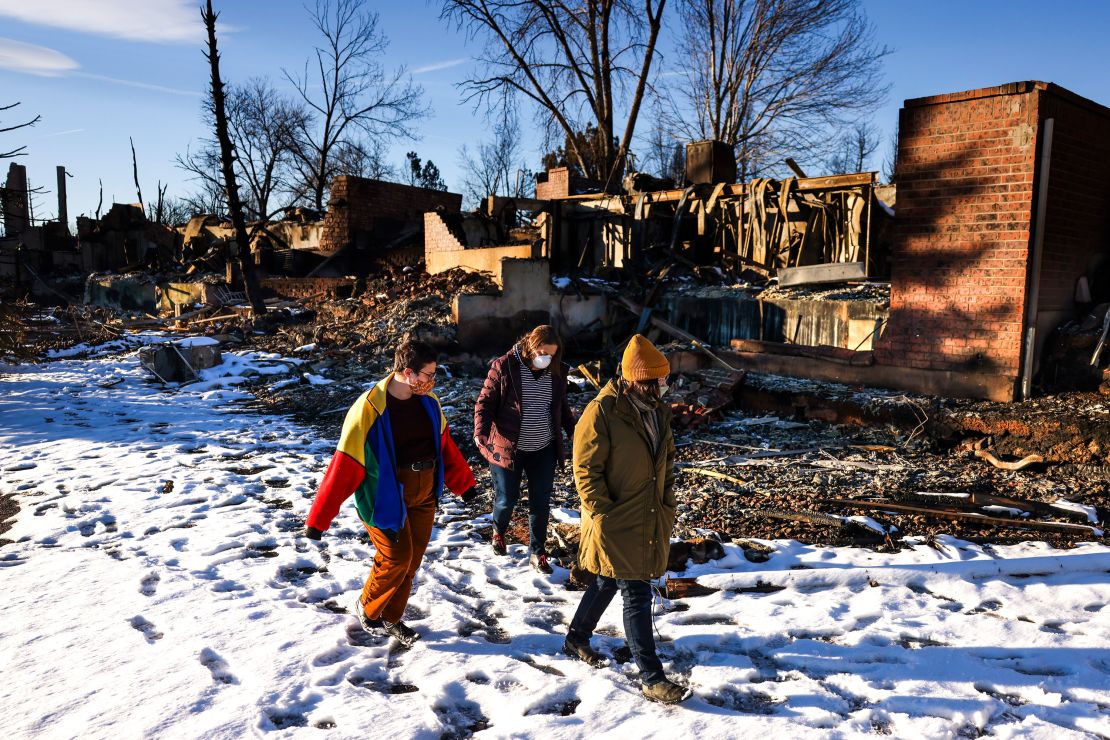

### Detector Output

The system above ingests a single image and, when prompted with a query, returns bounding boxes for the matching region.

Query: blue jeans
[567,575,665,685]
[490,443,556,555]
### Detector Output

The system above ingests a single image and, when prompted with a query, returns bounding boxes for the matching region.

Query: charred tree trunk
[202,0,267,316]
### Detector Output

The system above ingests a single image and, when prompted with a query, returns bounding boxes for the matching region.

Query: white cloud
[0,37,201,96]
[412,58,468,75]
[75,72,201,97]
[0,0,201,43]
[0,37,79,75]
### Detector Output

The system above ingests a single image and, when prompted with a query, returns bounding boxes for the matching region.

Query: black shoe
[384,620,421,647]
[563,635,608,668]
[352,596,384,633]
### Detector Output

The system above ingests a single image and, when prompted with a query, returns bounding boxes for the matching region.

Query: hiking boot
[491,532,507,556]
[530,552,553,574]
[641,678,692,704]
[352,596,384,634]
[384,620,421,648]
[563,635,608,668]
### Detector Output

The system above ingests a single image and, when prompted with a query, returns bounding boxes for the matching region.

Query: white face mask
[532,354,553,370]
[658,380,670,397]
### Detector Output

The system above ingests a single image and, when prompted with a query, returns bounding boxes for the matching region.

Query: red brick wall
[1036,86,1110,312]
[536,168,570,200]
[875,83,1041,380]
[319,176,462,254]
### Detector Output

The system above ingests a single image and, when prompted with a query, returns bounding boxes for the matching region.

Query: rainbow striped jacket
[305,375,475,533]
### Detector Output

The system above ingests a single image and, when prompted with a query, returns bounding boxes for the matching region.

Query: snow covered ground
[2,342,1110,738]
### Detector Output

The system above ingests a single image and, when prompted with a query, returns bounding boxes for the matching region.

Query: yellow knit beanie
[621,334,670,381]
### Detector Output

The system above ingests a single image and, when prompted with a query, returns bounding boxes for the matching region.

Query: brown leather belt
[408,460,436,472]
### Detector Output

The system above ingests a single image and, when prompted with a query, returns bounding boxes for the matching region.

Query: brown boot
[642,678,692,704]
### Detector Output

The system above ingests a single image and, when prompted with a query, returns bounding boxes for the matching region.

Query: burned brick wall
[876,83,1042,383]
[319,176,462,255]
[1036,86,1110,312]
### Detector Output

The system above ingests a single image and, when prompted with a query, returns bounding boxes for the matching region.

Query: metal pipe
[1020,118,1054,400]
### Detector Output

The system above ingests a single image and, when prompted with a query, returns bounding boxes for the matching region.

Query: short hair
[394,339,437,374]
[517,324,563,366]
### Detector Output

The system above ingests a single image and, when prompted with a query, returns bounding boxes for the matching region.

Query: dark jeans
[567,575,665,685]
[490,443,556,555]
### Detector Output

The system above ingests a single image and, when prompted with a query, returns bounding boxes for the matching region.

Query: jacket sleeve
[305,397,370,532]
[572,399,613,514]
[663,432,677,508]
[441,424,477,495]
[473,359,502,442]
[306,451,365,531]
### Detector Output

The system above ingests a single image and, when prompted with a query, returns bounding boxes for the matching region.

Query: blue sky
[1,0,1107,222]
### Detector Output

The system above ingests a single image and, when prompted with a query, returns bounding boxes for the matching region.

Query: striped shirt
[515,350,553,452]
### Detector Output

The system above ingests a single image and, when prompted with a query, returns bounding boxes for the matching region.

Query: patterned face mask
[408,369,436,395]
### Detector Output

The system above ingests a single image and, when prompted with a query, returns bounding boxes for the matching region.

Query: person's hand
[381,528,400,543]
[305,526,323,541]
[460,486,479,504]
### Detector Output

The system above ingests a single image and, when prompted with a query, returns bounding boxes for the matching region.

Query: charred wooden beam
[826,498,1099,536]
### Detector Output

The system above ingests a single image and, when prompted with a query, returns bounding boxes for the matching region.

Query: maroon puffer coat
[473,350,576,470]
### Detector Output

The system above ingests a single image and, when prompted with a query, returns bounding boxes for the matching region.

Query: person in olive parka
[562,334,691,704]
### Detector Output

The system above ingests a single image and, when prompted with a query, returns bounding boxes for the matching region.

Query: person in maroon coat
[474,325,576,573]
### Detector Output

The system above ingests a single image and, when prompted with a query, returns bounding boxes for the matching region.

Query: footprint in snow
[139,572,160,596]
[433,697,490,739]
[4,462,37,472]
[966,599,1004,615]
[0,553,27,569]
[199,647,238,685]
[522,605,567,633]
[345,622,388,648]
[311,645,355,667]
[524,697,580,716]
[129,615,164,643]
[676,613,734,626]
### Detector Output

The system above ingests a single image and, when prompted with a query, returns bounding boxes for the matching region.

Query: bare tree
[640,119,685,182]
[147,194,194,226]
[667,0,889,180]
[285,0,427,209]
[202,0,266,316]
[882,122,898,183]
[824,121,879,174]
[1,102,40,159]
[442,0,666,191]
[458,104,534,208]
[176,78,309,220]
[227,78,309,218]
[332,138,395,180]
[130,137,144,208]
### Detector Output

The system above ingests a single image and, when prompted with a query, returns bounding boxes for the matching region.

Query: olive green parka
[572,380,676,580]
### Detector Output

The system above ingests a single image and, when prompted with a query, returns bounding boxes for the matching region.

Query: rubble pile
[0,300,124,361]
[254,267,499,363]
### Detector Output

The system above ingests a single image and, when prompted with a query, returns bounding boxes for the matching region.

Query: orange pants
[359,467,437,624]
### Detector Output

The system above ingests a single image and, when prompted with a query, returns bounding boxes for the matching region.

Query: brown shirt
[386,392,436,468]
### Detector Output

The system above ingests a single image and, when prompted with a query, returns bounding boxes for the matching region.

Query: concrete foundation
[453,258,606,348]
[427,244,537,283]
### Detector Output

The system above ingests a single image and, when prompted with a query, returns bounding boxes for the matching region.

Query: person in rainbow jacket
[304,339,477,646]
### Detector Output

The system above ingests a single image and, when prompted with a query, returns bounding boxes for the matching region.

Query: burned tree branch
[202,0,267,316]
